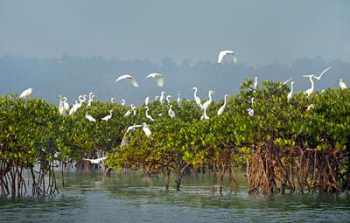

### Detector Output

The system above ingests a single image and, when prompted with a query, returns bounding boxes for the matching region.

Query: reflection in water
[1,172,350,223]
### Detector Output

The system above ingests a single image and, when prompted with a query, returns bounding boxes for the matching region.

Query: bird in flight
[217,50,237,64]
[115,74,139,87]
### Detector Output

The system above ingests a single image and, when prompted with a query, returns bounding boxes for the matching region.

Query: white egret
[168,105,176,119]
[85,113,96,122]
[69,100,81,115]
[303,75,315,97]
[115,74,139,87]
[250,97,255,105]
[146,73,165,87]
[120,99,126,106]
[58,96,65,115]
[101,110,113,121]
[339,78,348,90]
[88,92,95,106]
[82,157,107,165]
[166,95,172,104]
[202,90,214,111]
[217,94,228,116]
[200,107,209,120]
[177,93,181,106]
[131,104,137,116]
[126,124,142,134]
[145,106,155,122]
[159,91,165,104]
[307,104,315,111]
[193,87,202,108]
[217,50,237,64]
[142,123,152,137]
[19,88,32,99]
[283,78,292,85]
[110,97,115,103]
[63,97,70,111]
[253,76,258,90]
[313,66,332,81]
[144,96,150,106]
[247,108,254,117]
[287,81,294,102]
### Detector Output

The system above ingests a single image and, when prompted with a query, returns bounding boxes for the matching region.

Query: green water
[1,172,350,223]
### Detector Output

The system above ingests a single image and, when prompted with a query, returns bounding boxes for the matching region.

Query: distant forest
[1,56,349,104]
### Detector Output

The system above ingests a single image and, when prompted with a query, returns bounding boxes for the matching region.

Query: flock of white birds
[15,50,349,164]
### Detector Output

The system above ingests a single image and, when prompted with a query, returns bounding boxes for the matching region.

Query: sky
[0,0,349,65]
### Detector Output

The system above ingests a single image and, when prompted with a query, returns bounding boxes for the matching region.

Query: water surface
[1,172,349,223]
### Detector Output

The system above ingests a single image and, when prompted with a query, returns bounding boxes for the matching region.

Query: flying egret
[142,123,152,137]
[146,73,165,87]
[115,74,139,87]
[287,81,294,102]
[145,106,155,122]
[217,94,228,116]
[19,88,32,99]
[85,113,96,122]
[144,96,150,106]
[247,108,254,117]
[82,157,107,165]
[168,105,175,119]
[217,50,237,64]
[101,110,113,121]
[313,66,332,81]
[193,87,202,108]
[339,78,348,90]
[202,90,214,111]
[303,75,315,97]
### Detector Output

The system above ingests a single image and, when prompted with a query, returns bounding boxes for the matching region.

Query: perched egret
[217,94,228,116]
[313,66,332,81]
[168,105,176,119]
[159,91,166,104]
[202,90,214,111]
[146,73,165,87]
[63,97,70,111]
[200,107,209,120]
[247,108,254,117]
[120,99,126,106]
[110,97,115,103]
[115,74,139,87]
[142,123,152,137]
[177,93,181,106]
[88,92,95,106]
[82,157,107,165]
[101,110,113,121]
[85,113,96,122]
[193,87,202,108]
[339,78,348,90]
[145,106,155,122]
[69,100,81,115]
[217,50,237,64]
[144,96,150,106]
[283,78,292,85]
[166,95,172,104]
[307,104,315,111]
[126,124,142,134]
[303,75,315,97]
[253,76,258,90]
[287,81,294,102]
[58,96,65,115]
[131,104,137,116]
[19,88,32,99]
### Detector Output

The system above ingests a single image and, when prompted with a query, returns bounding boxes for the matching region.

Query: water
[1,172,350,223]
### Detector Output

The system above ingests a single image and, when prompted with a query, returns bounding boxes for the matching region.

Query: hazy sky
[0,0,349,65]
